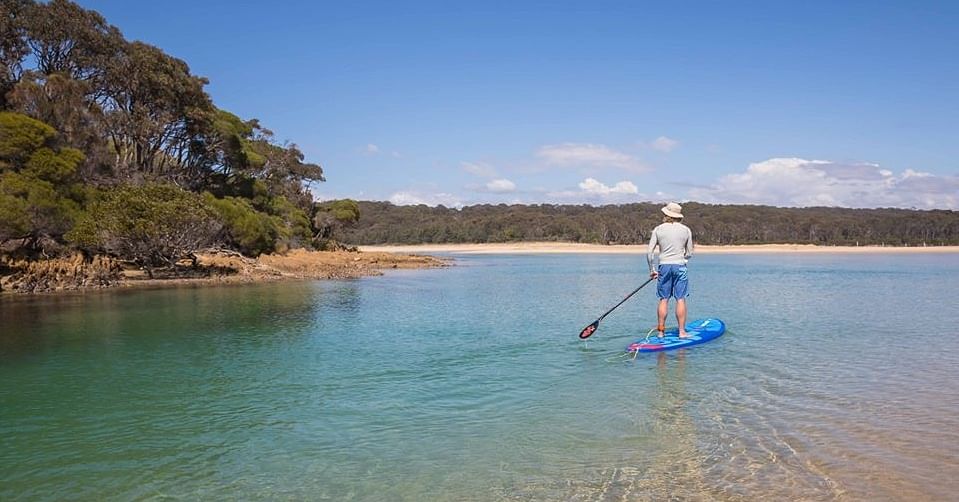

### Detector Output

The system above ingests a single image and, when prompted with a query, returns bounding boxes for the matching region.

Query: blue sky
[81,1,959,208]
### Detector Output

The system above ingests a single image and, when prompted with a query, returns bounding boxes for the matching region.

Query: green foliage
[1,2,327,262]
[104,41,215,176]
[0,171,81,242]
[203,193,278,256]
[0,178,31,239]
[203,192,314,256]
[340,201,959,247]
[7,73,108,174]
[327,199,360,224]
[0,112,84,245]
[264,195,313,250]
[0,111,56,166]
[24,146,84,182]
[68,184,219,266]
[23,0,123,80]
[212,109,266,171]
[1,2,329,263]
[312,199,360,248]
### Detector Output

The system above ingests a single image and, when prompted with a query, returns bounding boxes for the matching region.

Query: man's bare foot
[678,332,691,339]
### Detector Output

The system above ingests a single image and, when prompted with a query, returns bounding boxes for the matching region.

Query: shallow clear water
[2,253,959,501]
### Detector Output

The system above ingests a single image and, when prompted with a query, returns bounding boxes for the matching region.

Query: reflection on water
[2,254,959,500]
[0,282,331,360]
[598,351,714,500]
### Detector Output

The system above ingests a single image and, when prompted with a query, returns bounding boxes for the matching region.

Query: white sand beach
[361,242,959,255]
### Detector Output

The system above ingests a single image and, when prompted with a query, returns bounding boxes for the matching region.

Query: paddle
[578,276,656,339]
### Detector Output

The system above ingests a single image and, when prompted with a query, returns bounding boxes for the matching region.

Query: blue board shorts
[657,264,689,300]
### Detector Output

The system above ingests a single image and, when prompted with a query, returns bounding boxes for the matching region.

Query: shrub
[0,112,84,248]
[0,112,56,166]
[203,193,278,256]
[68,184,220,267]
[264,195,312,251]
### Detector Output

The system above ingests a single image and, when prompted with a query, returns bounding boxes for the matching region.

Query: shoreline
[5,241,957,295]
[1,249,448,296]
[359,242,959,255]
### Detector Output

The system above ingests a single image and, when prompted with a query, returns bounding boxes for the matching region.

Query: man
[647,202,693,338]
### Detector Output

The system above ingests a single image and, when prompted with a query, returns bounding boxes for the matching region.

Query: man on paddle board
[647,202,694,338]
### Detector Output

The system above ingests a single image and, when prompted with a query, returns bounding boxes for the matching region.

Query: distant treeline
[1,0,357,269]
[340,201,959,246]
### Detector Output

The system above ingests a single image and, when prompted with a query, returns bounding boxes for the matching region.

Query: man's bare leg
[657,298,668,337]
[677,298,689,338]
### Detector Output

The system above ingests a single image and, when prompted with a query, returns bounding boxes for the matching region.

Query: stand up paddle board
[627,318,726,353]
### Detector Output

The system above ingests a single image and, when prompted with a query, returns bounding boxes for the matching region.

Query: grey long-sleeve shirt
[647,222,694,273]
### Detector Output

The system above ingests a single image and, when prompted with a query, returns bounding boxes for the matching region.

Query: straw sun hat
[661,202,683,219]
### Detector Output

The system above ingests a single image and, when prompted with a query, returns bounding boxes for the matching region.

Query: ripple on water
[2,254,959,500]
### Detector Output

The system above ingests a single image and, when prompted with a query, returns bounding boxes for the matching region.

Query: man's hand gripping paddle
[578,276,656,339]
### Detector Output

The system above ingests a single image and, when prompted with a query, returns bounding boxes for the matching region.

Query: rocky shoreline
[0,249,448,295]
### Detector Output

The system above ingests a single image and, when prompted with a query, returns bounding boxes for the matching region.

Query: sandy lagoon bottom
[2,252,958,500]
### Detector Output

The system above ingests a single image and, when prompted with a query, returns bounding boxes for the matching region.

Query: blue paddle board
[627,318,726,353]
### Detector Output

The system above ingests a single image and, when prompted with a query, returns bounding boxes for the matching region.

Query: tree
[209,109,265,176]
[0,0,31,108]
[313,199,360,249]
[7,72,108,178]
[0,0,332,272]
[266,194,313,251]
[336,201,959,246]
[101,41,215,181]
[205,109,325,214]
[22,0,123,85]
[203,193,279,257]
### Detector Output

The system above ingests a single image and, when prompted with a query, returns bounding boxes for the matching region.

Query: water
[2,253,958,501]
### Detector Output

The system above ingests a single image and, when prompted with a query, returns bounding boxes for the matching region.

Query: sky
[80,0,959,209]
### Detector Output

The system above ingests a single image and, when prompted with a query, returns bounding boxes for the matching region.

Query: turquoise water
[2,253,959,500]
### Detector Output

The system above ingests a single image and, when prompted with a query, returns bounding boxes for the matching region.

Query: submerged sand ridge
[360,242,959,255]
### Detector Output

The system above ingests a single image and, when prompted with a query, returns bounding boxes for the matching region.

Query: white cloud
[485,178,516,193]
[649,136,680,153]
[364,143,380,155]
[462,161,497,178]
[579,177,638,195]
[537,143,649,172]
[546,177,643,203]
[388,191,463,208]
[690,157,959,209]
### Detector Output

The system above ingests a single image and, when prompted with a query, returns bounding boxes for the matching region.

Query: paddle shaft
[597,276,656,322]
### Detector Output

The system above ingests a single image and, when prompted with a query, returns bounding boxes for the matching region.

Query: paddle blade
[579,320,600,339]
